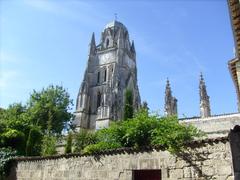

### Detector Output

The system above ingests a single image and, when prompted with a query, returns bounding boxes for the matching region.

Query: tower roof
[104,20,127,30]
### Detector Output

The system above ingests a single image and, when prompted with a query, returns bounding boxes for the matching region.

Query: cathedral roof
[104,20,127,30]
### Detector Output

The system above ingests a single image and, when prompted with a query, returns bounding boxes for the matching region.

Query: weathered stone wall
[13,138,234,180]
[181,113,240,138]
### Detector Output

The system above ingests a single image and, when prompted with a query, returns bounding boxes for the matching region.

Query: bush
[41,135,57,156]
[83,110,203,154]
[65,132,73,154]
[25,126,42,156]
[150,116,204,153]
[82,142,121,155]
[123,89,133,120]
[0,148,17,178]
[1,129,25,155]
[73,130,97,153]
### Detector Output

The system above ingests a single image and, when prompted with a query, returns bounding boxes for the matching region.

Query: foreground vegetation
[0,85,73,177]
[70,109,203,155]
[0,85,203,178]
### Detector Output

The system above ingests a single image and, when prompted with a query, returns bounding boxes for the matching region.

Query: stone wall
[181,113,240,138]
[12,138,234,180]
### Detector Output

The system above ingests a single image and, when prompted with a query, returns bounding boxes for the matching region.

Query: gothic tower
[199,73,211,118]
[74,21,141,130]
[164,79,177,116]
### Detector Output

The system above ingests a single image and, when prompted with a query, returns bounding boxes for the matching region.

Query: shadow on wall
[176,147,211,179]
[229,125,240,179]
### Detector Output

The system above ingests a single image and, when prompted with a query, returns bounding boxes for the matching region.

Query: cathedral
[73,20,213,131]
[74,21,141,130]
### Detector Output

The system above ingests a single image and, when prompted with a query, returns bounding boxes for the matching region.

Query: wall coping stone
[14,136,229,162]
[179,112,240,121]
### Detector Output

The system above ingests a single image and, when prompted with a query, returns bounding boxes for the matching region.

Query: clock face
[98,52,115,65]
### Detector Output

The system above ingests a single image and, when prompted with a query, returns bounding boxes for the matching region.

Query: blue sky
[0,0,236,117]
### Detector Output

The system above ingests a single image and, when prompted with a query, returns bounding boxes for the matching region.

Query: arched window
[106,39,109,48]
[97,92,101,108]
[104,69,107,82]
[97,71,100,83]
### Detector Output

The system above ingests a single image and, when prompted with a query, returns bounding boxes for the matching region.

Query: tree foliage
[123,89,133,120]
[73,130,97,153]
[65,132,73,154]
[25,126,42,156]
[82,110,203,154]
[41,135,57,156]
[0,103,30,155]
[0,85,73,157]
[28,85,73,134]
[0,148,17,178]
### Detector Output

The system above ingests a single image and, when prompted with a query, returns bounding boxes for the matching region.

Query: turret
[164,79,177,116]
[199,73,211,118]
[89,32,96,55]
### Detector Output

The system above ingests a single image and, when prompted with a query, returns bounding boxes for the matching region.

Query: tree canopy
[123,89,133,120]
[28,85,73,134]
[74,109,204,155]
[0,85,73,156]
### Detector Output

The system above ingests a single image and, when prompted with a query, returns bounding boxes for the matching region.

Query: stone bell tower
[74,21,141,130]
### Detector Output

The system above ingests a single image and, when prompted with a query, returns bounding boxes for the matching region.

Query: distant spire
[199,73,211,118]
[131,40,135,54]
[89,32,96,55]
[164,79,177,116]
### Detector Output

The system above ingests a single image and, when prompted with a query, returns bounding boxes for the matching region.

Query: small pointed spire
[199,73,211,118]
[164,79,177,116]
[131,40,136,54]
[89,32,96,55]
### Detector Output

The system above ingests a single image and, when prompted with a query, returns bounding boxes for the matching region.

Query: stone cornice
[14,136,228,162]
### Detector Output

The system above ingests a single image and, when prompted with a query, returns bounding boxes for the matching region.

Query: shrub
[73,130,97,153]
[83,110,203,154]
[123,89,133,120]
[25,126,42,156]
[0,148,17,179]
[1,129,25,155]
[82,142,121,155]
[65,132,73,154]
[150,116,204,153]
[41,135,57,156]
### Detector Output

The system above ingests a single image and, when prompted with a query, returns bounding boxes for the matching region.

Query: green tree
[28,85,73,134]
[83,110,203,154]
[41,134,57,156]
[73,130,97,153]
[0,103,31,155]
[0,148,17,178]
[123,89,133,120]
[65,132,73,154]
[25,126,42,156]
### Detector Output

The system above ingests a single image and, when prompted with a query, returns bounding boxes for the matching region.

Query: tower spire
[164,79,177,116]
[199,73,211,118]
[89,32,96,55]
[131,40,136,54]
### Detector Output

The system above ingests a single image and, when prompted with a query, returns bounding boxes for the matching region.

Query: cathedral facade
[74,21,141,130]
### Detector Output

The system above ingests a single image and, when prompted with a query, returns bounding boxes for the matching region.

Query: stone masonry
[12,138,233,180]
[74,21,141,131]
